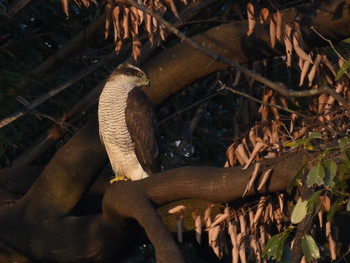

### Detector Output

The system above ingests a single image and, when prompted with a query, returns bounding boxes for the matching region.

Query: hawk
[98,63,160,181]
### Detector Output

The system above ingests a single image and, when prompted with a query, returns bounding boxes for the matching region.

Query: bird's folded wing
[125,87,161,174]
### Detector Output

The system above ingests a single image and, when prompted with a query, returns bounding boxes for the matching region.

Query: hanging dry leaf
[225,143,237,167]
[269,12,277,47]
[193,213,202,244]
[210,213,230,228]
[322,54,337,76]
[122,7,130,40]
[318,211,323,228]
[308,53,322,85]
[299,60,311,86]
[275,10,282,41]
[284,24,293,67]
[235,143,249,166]
[243,162,261,197]
[257,168,273,191]
[260,8,269,23]
[295,46,313,64]
[168,205,186,214]
[246,3,256,36]
[253,196,266,225]
[61,0,69,16]
[112,6,121,43]
[105,0,114,39]
[326,221,337,260]
[163,0,180,18]
[243,142,266,170]
[239,212,247,234]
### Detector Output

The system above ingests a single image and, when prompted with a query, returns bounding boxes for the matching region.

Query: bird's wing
[125,87,161,174]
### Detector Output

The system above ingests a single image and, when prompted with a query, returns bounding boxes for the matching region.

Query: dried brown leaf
[257,168,273,191]
[326,221,337,260]
[322,54,337,76]
[247,3,256,36]
[168,205,186,214]
[210,213,230,228]
[61,0,69,16]
[243,162,261,197]
[284,24,293,67]
[299,60,311,86]
[122,7,130,40]
[225,143,237,167]
[239,212,247,234]
[105,0,114,39]
[262,125,272,142]
[276,10,282,41]
[318,195,331,212]
[269,12,277,47]
[194,214,202,244]
[235,143,249,166]
[243,142,266,170]
[308,54,322,86]
[253,196,266,225]
[295,46,313,64]
[260,8,269,23]
[163,0,180,18]
[318,211,323,228]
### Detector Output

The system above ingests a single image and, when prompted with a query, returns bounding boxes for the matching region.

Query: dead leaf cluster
[61,0,189,60]
[170,195,290,262]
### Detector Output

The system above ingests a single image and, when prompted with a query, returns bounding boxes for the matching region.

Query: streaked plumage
[98,63,160,181]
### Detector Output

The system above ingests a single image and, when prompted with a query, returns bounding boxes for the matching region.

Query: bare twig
[126,0,350,111]
[311,26,346,62]
[0,53,117,129]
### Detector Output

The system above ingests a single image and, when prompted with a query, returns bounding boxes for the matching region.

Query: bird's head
[111,63,150,89]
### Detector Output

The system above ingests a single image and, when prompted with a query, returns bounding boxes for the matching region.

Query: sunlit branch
[126,0,350,111]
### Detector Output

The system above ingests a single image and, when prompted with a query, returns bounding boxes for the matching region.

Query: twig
[311,26,346,62]
[0,52,117,129]
[126,0,350,111]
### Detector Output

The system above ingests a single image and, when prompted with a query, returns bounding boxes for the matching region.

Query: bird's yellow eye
[136,71,143,77]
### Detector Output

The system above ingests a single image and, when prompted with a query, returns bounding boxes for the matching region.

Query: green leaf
[262,234,280,259]
[347,199,350,211]
[284,141,298,148]
[335,60,350,81]
[306,163,325,187]
[262,231,290,261]
[339,137,350,149]
[291,197,308,224]
[306,190,323,212]
[308,132,322,139]
[302,234,320,262]
[323,160,337,187]
[327,195,345,222]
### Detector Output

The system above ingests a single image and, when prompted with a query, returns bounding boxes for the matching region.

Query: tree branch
[131,0,350,110]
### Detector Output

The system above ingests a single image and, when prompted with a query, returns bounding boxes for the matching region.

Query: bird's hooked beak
[144,78,150,88]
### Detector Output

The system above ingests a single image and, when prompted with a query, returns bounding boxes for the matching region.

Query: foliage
[0,0,350,262]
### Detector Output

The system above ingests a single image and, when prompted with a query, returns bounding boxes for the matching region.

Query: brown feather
[125,87,161,174]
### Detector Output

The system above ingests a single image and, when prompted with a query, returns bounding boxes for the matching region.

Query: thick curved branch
[103,151,307,263]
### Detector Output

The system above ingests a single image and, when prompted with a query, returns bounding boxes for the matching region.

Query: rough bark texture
[0,0,349,262]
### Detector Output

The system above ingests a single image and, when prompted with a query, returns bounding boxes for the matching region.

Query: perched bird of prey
[98,63,160,181]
